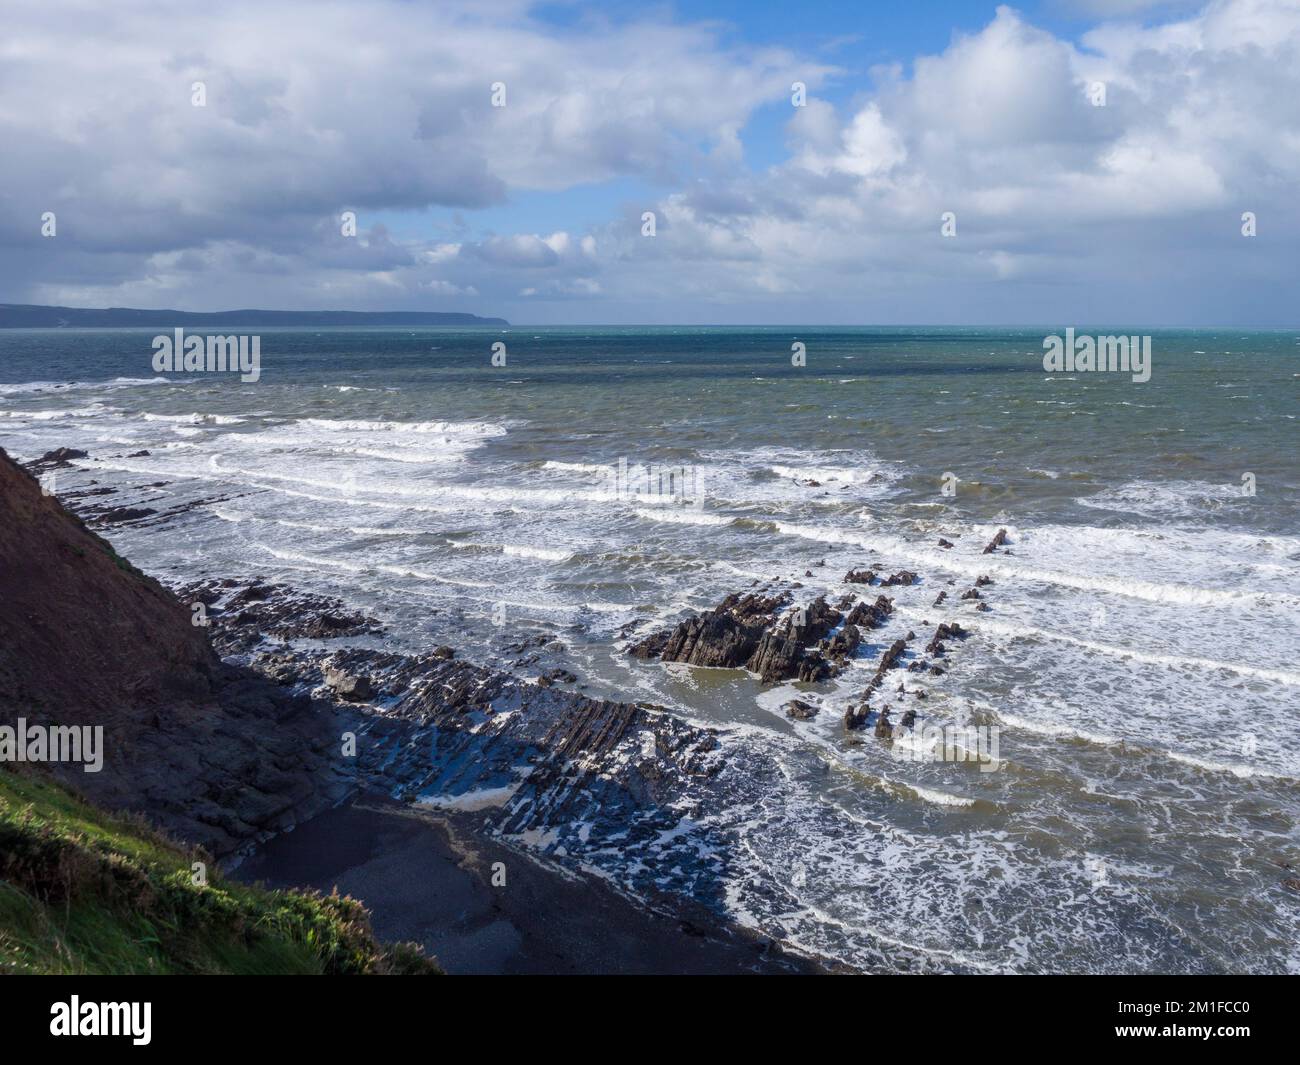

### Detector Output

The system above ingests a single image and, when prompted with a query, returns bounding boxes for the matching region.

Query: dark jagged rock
[748,595,837,681]
[961,588,981,600]
[433,646,456,660]
[982,528,1009,554]
[28,446,88,471]
[93,505,156,525]
[975,602,991,612]
[874,705,893,739]
[843,569,877,585]
[843,703,870,731]
[796,651,831,682]
[899,708,917,729]
[633,592,849,686]
[324,666,372,702]
[975,575,994,587]
[628,592,790,669]
[844,594,893,630]
[925,622,968,656]
[822,623,861,661]
[937,538,954,549]
[932,590,947,607]
[173,578,384,654]
[880,570,918,587]
[723,622,796,679]
[784,699,818,721]
[877,638,907,673]
[764,596,842,669]
[254,652,305,686]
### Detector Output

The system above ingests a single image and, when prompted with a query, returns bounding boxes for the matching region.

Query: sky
[2,0,1297,325]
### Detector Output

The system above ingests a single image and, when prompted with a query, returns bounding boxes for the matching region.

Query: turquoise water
[2,325,1297,972]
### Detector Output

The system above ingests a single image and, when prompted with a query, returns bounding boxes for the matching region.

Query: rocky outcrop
[627,592,789,669]
[925,622,968,657]
[630,592,865,685]
[843,703,870,731]
[873,705,894,739]
[844,594,894,630]
[173,577,384,654]
[28,446,87,472]
[747,597,842,683]
[982,528,1009,554]
[880,570,918,587]
[324,666,373,702]
[877,638,908,673]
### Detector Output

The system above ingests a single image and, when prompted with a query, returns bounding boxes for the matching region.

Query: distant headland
[0,303,508,328]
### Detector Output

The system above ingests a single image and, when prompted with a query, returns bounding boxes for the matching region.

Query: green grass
[0,768,438,975]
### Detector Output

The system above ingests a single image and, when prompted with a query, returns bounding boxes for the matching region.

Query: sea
[1,324,1297,973]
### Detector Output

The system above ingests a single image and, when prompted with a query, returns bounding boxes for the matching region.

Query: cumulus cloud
[581,1,1300,323]
[2,0,1297,323]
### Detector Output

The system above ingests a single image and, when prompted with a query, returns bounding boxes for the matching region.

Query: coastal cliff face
[0,447,348,856]
[0,447,219,717]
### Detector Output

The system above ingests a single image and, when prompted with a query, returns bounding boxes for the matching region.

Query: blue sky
[3,0,1296,324]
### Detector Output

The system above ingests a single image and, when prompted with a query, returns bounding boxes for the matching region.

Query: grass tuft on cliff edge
[0,768,439,975]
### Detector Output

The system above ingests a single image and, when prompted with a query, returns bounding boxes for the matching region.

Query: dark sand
[234,796,826,974]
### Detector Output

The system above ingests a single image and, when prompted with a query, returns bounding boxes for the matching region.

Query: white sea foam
[502,544,573,562]
[417,782,525,811]
[209,507,422,537]
[634,507,733,526]
[903,783,977,808]
[772,520,1295,609]
[141,412,245,425]
[989,708,1120,748]
[258,545,491,588]
[0,406,109,421]
[542,460,610,476]
[1078,479,1246,521]
[0,376,169,395]
[966,614,1300,686]
[297,417,506,437]
[769,464,876,485]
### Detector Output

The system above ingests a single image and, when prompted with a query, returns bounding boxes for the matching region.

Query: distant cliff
[0,303,508,328]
